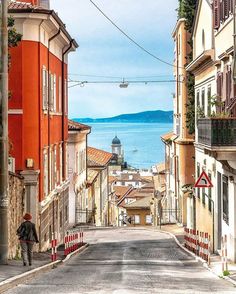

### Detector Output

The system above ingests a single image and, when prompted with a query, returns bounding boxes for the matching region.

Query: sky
[51,0,178,118]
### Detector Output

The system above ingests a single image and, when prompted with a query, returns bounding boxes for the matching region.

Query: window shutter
[223,0,229,20]
[42,68,48,110]
[214,0,220,29]
[54,74,57,112]
[220,0,224,23]
[229,0,233,13]
[49,73,54,111]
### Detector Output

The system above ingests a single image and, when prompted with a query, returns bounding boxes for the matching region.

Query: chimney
[39,0,50,9]
[15,0,50,9]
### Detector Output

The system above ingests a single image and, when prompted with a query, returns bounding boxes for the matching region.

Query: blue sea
[88,123,172,169]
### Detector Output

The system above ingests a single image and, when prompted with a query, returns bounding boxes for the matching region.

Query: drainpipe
[233,0,236,81]
[62,40,73,182]
[38,18,45,249]
[47,28,61,235]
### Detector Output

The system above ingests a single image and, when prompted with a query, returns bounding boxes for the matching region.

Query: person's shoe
[23,262,27,266]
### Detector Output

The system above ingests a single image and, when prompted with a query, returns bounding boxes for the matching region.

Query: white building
[187,0,236,261]
[68,120,91,225]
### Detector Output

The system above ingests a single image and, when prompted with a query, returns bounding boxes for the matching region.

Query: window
[53,74,57,112]
[65,205,68,221]
[50,147,54,191]
[196,90,200,108]
[201,88,205,115]
[49,73,54,111]
[223,175,229,224]
[76,151,79,174]
[202,187,206,205]
[42,67,48,110]
[54,147,57,188]
[197,163,200,198]
[202,29,205,51]
[207,85,212,117]
[59,144,62,183]
[134,215,140,224]
[58,76,62,113]
[64,79,68,114]
[146,215,152,224]
[208,172,212,212]
[43,149,48,196]
[59,211,63,227]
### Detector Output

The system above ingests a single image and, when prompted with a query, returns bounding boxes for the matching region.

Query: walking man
[17,213,39,266]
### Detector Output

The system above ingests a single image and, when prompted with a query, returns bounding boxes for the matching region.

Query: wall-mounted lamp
[26,158,34,169]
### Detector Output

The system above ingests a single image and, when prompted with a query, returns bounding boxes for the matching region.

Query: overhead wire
[68,79,179,88]
[89,0,183,69]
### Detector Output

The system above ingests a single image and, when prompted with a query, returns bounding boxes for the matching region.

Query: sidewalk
[0,244,88,293]
[160,224,236,285]
[0,249,64,284]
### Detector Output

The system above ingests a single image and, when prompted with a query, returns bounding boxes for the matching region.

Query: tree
[8,17,22,154]
[8,16,22,69]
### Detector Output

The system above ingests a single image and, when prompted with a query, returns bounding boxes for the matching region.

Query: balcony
[197,118,236,147]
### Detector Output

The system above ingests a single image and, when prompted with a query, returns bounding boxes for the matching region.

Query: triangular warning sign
[194,171,213,188]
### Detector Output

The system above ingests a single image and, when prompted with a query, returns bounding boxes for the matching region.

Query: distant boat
[132,148,138,152]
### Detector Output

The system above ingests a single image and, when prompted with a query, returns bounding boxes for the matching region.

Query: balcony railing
[197,118,236,147]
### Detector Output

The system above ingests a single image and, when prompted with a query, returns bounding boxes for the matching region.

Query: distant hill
[73,110,173,123]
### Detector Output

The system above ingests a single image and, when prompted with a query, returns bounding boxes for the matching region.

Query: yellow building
[161,18,195,227]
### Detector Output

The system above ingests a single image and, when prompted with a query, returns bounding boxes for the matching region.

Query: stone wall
[8,172,25,259]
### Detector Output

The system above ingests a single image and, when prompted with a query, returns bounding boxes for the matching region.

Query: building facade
[68,120,91,226]
[187,0,236,261]
[8,0,78,250]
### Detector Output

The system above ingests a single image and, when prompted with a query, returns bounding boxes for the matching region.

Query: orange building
[8,0,78,250]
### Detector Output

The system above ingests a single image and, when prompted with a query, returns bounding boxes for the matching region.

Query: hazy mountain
[73,110,173,124]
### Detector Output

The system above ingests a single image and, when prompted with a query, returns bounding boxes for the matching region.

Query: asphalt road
[5,228,236,294]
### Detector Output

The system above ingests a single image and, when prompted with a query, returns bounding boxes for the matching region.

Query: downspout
[47,28,61,235]
[62,40,74,181]
[233,0,236,82]
[38,18,45,249]
[47,28,61,194]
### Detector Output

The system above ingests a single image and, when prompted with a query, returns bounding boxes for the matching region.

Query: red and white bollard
[221,234,228,273]
[64,232,69,256]
[80,228,84,245]
[51,233,57,262]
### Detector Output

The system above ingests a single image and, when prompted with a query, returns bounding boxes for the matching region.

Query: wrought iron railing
[197,118,236,147]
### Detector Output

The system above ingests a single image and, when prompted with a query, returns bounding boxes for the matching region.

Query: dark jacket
[17,221,39,243]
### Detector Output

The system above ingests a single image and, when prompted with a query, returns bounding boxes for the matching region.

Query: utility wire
[69,73,173,79]
[68,79,178,88]
[89,0,182,69]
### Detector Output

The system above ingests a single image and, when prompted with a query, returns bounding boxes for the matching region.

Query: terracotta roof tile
[124,196,152,209]
[9,1,40,10]
[161,131,174,142]
[87,147,113,167]
[68,120,91,132]
[113,186,133,201]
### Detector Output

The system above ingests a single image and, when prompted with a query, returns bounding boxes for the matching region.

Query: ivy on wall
[178,0,197,135]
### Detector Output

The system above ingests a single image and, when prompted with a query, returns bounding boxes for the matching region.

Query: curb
[159,229,236,287]
[0,243,89,293]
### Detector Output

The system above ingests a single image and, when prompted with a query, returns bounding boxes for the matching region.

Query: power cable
[89,0,183,69]
[68,79,178,88]
[69,73,173,79]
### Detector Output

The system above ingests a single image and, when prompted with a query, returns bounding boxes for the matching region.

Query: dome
[112,135,121,145]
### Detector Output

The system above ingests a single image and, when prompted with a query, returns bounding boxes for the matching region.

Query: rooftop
[68,120,91,132]
[124,196,152,209]
[87,147,113,168]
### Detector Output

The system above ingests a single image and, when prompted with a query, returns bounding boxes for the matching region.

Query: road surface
[6,228,236,293]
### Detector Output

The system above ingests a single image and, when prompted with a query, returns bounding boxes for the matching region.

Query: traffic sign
[194,171,213,188]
